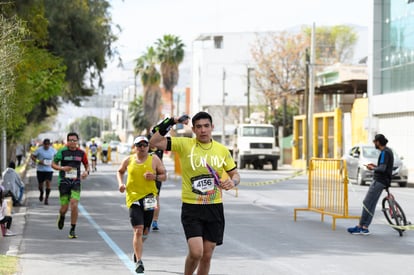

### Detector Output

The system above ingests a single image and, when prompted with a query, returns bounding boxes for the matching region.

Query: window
[214,36,223,49]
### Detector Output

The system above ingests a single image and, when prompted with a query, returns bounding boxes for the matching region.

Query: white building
[370,0,414,181]
[110,84,141,144]
[191,32,265,144]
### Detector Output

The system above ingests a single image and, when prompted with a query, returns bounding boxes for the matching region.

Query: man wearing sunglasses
[116,136,167,274]
[52,132,90,239]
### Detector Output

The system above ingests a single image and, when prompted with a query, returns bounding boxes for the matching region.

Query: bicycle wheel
[382,197,408,236]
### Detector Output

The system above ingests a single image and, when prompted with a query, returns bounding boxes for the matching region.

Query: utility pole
[247,67,254,120]
[308,23,316,166]
[305,48,310,169]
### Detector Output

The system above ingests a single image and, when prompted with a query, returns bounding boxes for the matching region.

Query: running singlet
[53,146,88,184]
[125,155,158,208]
[89,144,98,155]
[171,137,236,205]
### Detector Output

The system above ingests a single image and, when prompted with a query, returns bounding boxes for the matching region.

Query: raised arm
[149,115,190,151]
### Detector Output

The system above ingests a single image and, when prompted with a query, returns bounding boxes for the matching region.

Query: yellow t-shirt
[125,155,158,208]
[172,137,236,204]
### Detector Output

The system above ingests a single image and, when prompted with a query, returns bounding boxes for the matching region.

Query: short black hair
[192,111,212,126]
[373,134,388,146]
[67,132,79,140]
[8,161,15,169]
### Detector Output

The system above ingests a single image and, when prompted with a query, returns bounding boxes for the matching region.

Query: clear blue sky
[103,0,371,85]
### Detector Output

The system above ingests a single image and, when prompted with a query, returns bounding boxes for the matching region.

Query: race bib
[43,159,52,166]
[191,175,215,195]
[66,169,77,179]
[143,195,157,210]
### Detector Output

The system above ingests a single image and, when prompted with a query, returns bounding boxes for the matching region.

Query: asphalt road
[3,156,414,275]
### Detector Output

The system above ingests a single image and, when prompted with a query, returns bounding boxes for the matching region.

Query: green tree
[0,14,26,164]
[0,0,118,148]
[156,34,185,116]
[134,46,162,133]
[44,0,117,105]
[303,25,358,65]
[1,0,118,105]
[68,116,102,141]
[0,14,25,132]
[129,95,147,134]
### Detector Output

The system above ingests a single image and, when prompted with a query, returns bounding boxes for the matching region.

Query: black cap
[373,134,388,146]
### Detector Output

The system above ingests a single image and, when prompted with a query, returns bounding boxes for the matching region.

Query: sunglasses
[68,139,78,142]
[135,143,148,148]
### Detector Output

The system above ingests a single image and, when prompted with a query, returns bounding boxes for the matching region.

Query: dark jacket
[373,146,394,187]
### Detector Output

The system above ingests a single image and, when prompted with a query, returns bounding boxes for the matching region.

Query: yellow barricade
[294,158,360,230]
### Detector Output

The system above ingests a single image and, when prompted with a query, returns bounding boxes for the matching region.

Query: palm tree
[156,34,185,116]
[129,95,146,133]
[133,46,162,134]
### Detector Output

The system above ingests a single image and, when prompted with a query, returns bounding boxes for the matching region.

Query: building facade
[370,0,414,181]
[191,32,265,145]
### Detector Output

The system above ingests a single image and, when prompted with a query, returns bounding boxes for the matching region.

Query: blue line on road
[78,203,136,274]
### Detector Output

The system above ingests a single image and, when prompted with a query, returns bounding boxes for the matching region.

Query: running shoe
[347,225,370,235]
[5,229,16,236]
[44,198,49,205]
[152,220,159,231]
[57,214,65,230]
[39,191,44,202]
[68,229,77,239]
[135,259,144,273]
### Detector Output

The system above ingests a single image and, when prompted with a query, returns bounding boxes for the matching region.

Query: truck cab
[234,124,280,170]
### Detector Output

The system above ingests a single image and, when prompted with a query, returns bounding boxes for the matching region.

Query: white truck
[232,123,280,170]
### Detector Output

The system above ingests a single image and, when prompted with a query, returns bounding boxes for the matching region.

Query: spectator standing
[15,143,24,166]
[1,161,24,206]
[31,139,57,205]
[149,112,240,275]
[52,132,90,239]
[116,136,167,273]
[0,186,16,236]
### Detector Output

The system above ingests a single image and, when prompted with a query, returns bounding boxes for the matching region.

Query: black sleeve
[166,137,172,151]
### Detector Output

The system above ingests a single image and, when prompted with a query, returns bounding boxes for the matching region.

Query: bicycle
[381,186,408,237]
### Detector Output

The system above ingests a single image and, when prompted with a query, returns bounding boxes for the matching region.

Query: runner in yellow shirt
[150,112,240,275]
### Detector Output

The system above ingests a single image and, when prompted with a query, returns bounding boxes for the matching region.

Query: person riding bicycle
[89,139,98,171]
[347,134,394,235]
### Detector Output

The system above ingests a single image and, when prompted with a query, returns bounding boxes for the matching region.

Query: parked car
[109,140,120,152]
[343,144,408,187]
[117,142,132,155]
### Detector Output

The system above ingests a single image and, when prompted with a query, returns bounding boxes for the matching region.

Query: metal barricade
[294,158,360,230]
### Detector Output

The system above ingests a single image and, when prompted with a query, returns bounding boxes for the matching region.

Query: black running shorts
[36,171,53,183]
[129,203,154,229]
[181,203,225,246]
